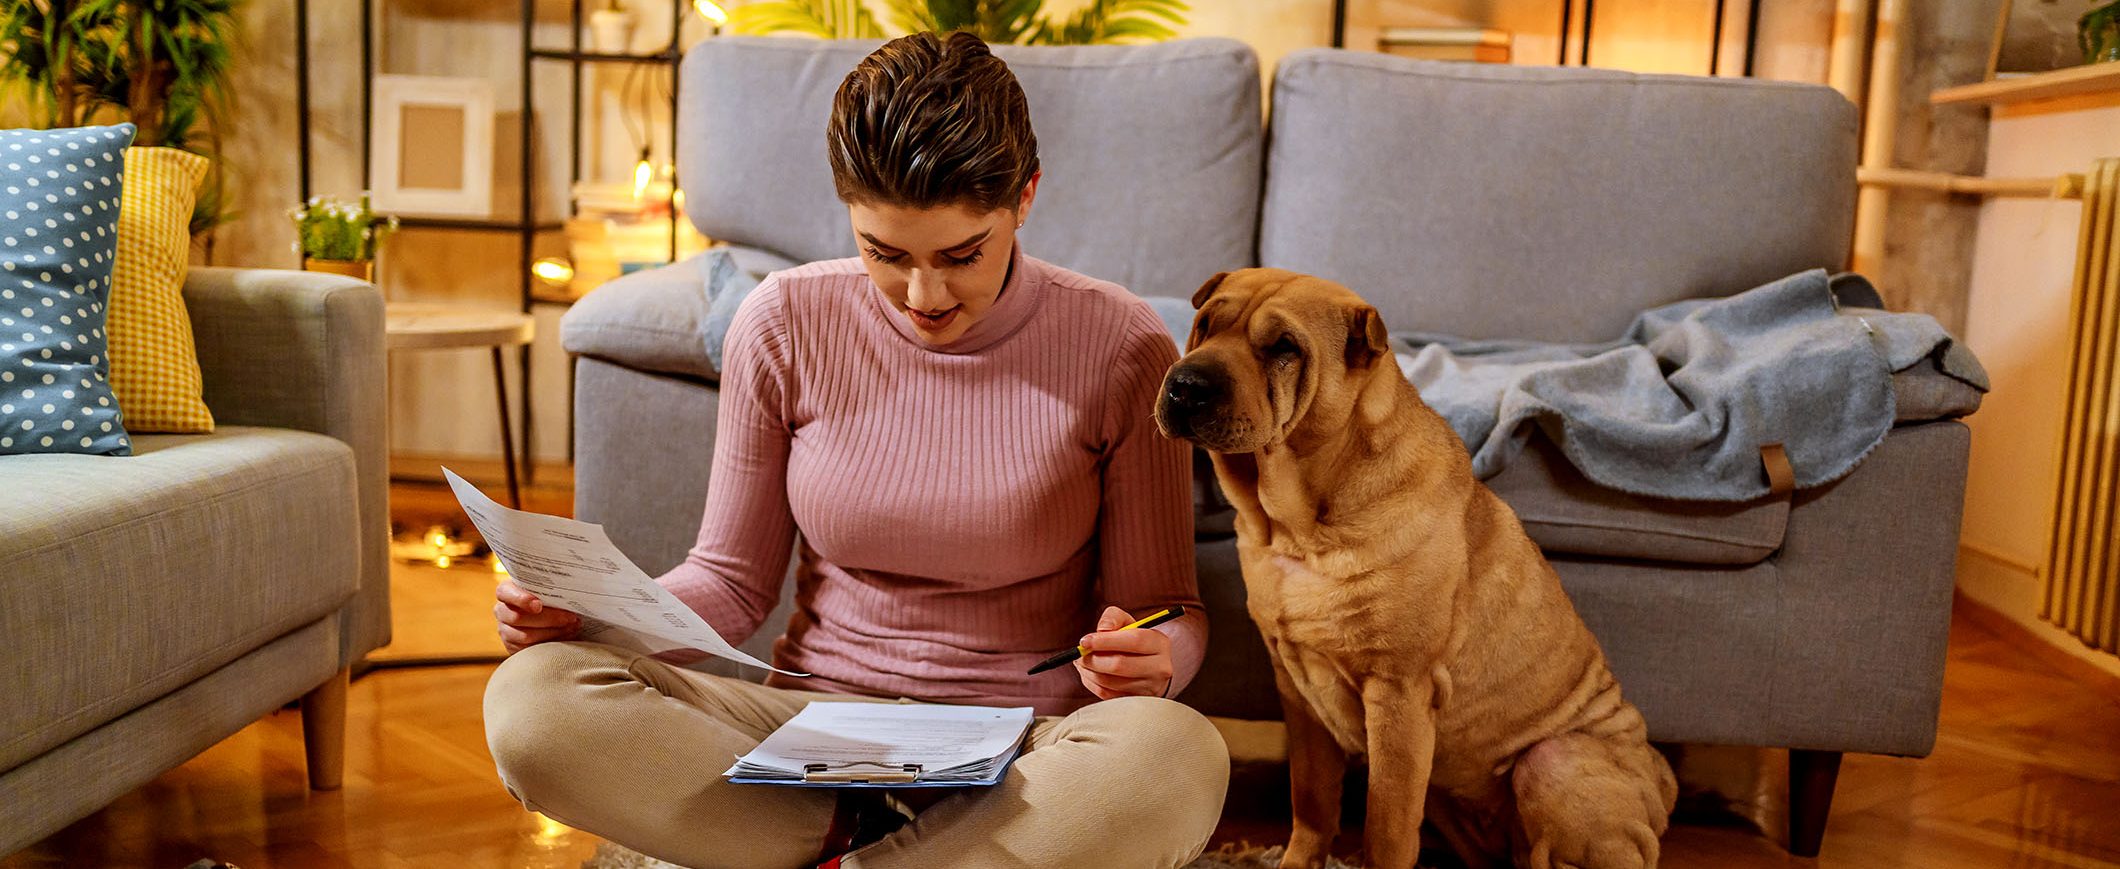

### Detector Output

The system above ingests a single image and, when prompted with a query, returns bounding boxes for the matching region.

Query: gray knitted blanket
[1390,269,1988,502]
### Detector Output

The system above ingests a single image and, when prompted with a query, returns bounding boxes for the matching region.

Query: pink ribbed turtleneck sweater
[655,248,1203,715]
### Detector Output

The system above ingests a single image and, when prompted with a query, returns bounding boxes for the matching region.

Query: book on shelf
[1379,27,1512,64]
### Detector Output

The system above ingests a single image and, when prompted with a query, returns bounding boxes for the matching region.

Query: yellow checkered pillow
[108,146,213,432]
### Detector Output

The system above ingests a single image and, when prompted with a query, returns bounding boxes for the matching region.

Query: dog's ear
[1345,304,1389,370]
[1191,272,1230,310]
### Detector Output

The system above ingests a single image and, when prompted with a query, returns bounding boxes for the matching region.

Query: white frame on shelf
[370,74,495,218]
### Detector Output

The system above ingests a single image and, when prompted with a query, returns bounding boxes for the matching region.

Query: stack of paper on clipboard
[726,703,1035,788]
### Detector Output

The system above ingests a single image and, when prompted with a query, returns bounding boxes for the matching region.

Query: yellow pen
[1025,605,1187,675]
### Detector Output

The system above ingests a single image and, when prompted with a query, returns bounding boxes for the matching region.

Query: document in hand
[726,703,1036,788]
[444,468,805,677]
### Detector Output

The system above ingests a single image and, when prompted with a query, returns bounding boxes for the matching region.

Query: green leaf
[728,1,835,37]
[1097,16,1174,43]
[883,0,938,33]
[1021,0,1185,45]
[1113,0,1186,24]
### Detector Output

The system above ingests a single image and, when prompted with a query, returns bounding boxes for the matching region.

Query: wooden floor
[1658,612,2120,868]
[10,605,2118,868]
[371,469,572,666]
[7,478,2119,866]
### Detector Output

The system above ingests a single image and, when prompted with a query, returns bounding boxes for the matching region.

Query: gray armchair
[0,267,390,853]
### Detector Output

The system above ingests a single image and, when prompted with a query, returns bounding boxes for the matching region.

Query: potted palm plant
[730,0,1188,44]
[0,0,241,235]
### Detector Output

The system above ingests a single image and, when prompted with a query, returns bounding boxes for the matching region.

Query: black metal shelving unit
[295,0,692,483]
[1556,0,1762,70]
[1327,0,1764,73]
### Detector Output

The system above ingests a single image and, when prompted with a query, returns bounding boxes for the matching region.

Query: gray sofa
[0,268,391,853]
[560,38,1968,858]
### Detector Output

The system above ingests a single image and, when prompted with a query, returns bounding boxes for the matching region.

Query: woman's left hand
[1074,605,1175,700]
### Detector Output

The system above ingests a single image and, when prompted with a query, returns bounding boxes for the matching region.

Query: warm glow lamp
[532,257,575,287]
[632,146,654,201]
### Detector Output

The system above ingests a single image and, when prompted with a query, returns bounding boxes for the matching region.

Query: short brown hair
[827,31,1040,212]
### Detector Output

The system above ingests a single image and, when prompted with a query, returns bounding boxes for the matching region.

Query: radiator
[2045,157,2120,654]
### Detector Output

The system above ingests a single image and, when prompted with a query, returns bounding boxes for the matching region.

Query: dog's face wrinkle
[1256,312,1332,445]
[1168,271,1381,455]
[1267,342,1303,436]
[1291,305,1382,450]
[1187,301,1224,353]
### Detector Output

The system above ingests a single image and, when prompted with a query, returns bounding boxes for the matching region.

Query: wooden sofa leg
[301,667,350,791]
[1788,749,1842,857]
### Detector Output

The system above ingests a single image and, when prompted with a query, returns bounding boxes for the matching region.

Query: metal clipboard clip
[802,761,924,784]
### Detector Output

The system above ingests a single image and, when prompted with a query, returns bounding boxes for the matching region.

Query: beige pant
[484,641,1230,869]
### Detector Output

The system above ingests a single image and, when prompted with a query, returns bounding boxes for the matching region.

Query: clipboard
[723,702,1033,789]
[726,742,1026,789]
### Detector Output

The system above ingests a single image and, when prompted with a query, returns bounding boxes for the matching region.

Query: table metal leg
[566,352,578,464]
[520,343,537,489]
[493,346,522,509]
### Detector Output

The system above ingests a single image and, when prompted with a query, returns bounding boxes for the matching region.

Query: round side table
[385,302,537,507]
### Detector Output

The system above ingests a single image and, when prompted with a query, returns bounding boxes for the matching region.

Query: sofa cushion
[108,146,215,433]
[678,37,1261,298]
[562,245,796,382]
[0,426,360,774]
[1488,432,1788,566]
[0,123,135,456]
[1262,50,1857,344]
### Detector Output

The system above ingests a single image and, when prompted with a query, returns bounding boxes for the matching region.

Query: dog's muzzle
[1157,364,1228,440]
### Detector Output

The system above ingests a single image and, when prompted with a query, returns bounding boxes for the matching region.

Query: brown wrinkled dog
[1157,269,1676,869]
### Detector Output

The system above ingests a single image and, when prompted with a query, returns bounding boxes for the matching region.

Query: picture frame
[370,75,494,219]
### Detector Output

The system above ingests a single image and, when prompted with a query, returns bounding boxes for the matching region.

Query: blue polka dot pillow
[0,123,134,456]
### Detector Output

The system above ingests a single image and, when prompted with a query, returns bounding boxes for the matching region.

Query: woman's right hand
[495,579,582,653]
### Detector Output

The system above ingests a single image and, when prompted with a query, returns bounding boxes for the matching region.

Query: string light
[534,812,572,843]
[693,0,727,24]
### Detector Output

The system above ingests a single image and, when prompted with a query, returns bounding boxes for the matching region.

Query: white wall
[1957,93,2120,681]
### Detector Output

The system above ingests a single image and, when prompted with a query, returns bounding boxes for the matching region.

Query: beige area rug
[581,841,1366,869]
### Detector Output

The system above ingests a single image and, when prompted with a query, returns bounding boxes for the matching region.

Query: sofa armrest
[182,267,391,665]
[561,259,717,382]
[561,244,799,383]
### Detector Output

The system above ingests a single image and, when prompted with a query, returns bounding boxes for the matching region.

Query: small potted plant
[292,195,398,281]
[590,0,636,53]
[2086,0,2120,64]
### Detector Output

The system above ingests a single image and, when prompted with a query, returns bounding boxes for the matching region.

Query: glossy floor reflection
[8,598,2118,867]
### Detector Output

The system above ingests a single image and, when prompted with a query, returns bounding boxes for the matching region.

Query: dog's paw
[1279,836,1333,869]
[1521,819,1659,869]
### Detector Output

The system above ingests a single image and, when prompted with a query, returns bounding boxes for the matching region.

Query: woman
[482,31,1229,869]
